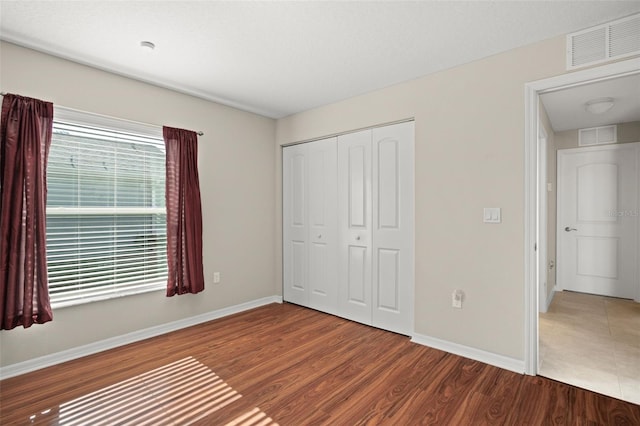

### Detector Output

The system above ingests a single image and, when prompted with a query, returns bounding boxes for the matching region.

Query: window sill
[51,285,166,310]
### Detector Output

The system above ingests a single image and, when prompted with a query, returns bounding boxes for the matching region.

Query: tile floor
[539,290,640,405]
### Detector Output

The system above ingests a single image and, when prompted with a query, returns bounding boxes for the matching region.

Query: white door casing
[557,143,639,299]
[538,126,549,313]
[525,58,640,376]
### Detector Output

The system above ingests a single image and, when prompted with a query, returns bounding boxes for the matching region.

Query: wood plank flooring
[1,302,639,425]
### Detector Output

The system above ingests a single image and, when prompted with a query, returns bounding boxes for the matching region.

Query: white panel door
[338,129,373,324]
[307,138,338,314]
[371,122,414,335]
[557,143,639,299]
[283,144,308,305]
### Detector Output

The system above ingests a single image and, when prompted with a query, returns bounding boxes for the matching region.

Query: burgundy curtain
[163,126,205,296]
[0,94,54,329]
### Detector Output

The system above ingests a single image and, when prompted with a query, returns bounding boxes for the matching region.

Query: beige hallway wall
[555,121,640,149]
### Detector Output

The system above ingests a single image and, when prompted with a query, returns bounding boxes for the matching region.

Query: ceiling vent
[567,13,640,70]
[578,125,617,147]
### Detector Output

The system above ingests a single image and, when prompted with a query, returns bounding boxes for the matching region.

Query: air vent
[578,125,617,147]
[567,13,640,69]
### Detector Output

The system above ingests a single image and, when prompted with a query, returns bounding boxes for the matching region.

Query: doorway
[524,58,640,404]
[557,143,639,299]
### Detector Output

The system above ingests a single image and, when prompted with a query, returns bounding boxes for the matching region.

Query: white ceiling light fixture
[584,97,615,114]
[140,41,156,50]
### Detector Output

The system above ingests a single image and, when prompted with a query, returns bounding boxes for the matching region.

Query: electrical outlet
[452,290,463,309]
[213,272,221,284]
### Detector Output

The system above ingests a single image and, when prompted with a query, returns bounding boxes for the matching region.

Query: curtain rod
[0,92,204,136]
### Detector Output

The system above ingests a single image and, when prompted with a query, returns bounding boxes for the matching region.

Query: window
[46,108,167,307]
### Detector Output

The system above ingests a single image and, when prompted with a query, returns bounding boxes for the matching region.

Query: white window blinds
[46,108,167,307]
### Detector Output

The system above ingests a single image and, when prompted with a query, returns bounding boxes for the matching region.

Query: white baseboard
[0,295,282,380]
[539,287,556,314]
[545,287,557,311]
[411,333,525,374]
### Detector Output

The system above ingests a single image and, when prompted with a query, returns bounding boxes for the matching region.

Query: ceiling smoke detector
[584,97,614,115]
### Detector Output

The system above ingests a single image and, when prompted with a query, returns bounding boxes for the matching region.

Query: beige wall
[276,35,569,360]
[555,121,640,150]
[0,42,277,366]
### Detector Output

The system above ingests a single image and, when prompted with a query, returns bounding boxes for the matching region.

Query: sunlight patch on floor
[224,407,279,426]
[28,356,277,425]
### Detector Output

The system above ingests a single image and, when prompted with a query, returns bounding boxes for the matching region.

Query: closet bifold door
[285,121,414,335]
[337,121,414,335]
[337,129,374,324]
[371,122,414,335]
[307,138,338,314]
[283,143,309,306]
[283,138,338,314]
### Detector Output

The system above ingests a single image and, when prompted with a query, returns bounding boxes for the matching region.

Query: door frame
[523,57,640,376]
[537,125,548,313]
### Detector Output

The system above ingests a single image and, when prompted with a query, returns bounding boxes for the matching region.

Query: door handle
[564,226,577,232]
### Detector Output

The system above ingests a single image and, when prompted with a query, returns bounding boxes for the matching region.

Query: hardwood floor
[1,303,639,425]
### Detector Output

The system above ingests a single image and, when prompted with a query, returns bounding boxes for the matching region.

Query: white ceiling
[1,1,639,119]
[540,73,640,132]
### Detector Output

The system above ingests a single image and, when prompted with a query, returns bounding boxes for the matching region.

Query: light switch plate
[483,207,501,224]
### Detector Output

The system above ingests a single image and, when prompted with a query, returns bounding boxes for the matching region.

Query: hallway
[539,291,640,404]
